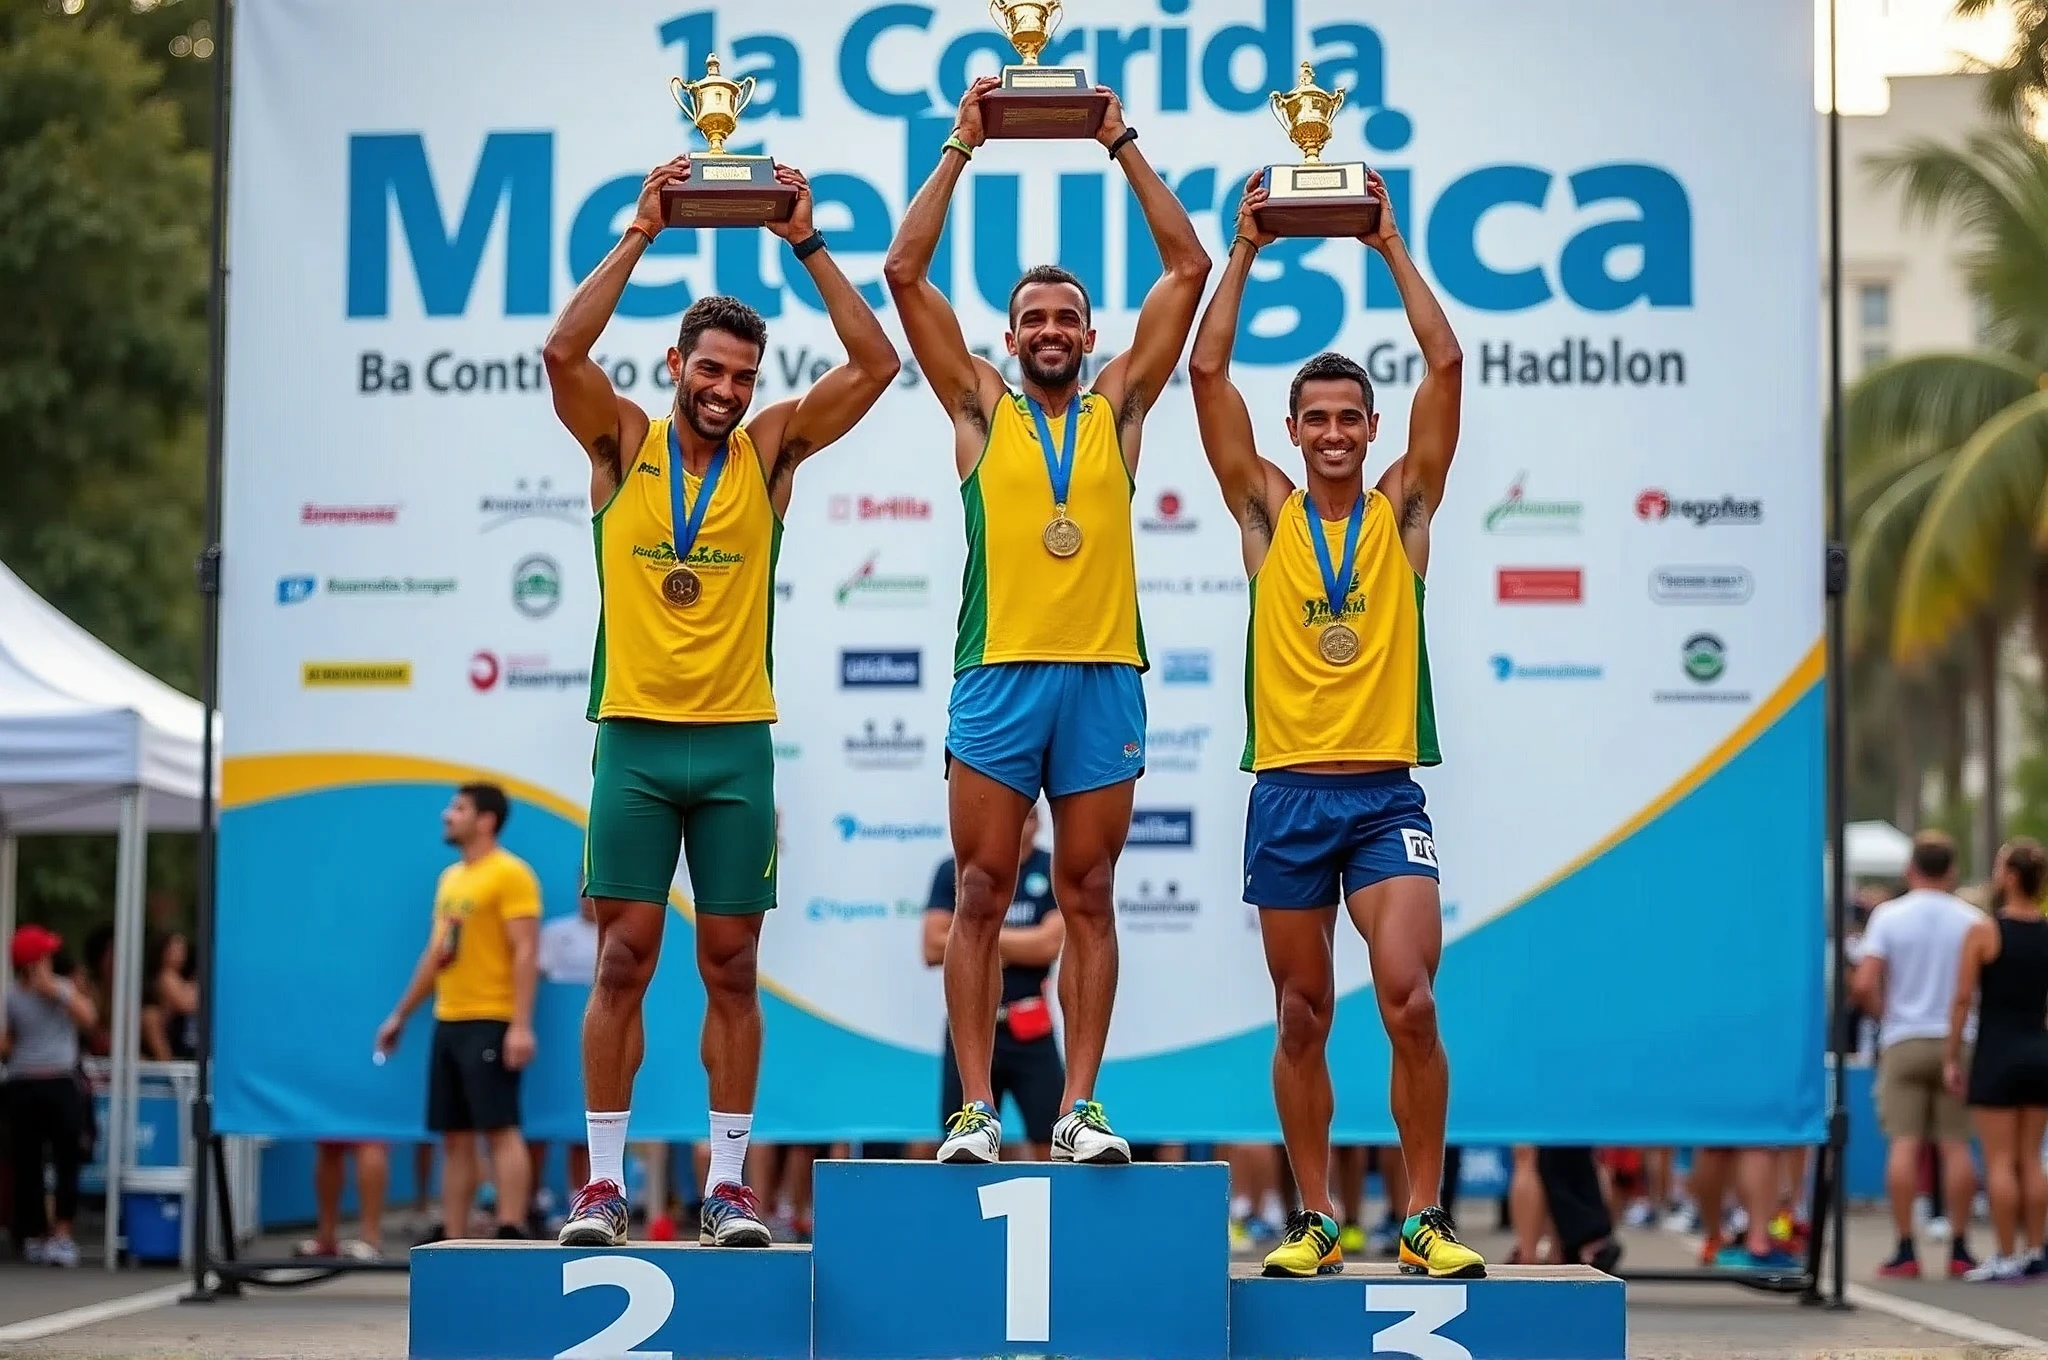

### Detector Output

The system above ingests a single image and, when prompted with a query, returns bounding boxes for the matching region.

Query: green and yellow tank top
[587,416,781,724]
[1242,488,1440,771]
[955,390,1145,672]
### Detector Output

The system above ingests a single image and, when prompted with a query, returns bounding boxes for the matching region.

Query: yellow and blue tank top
[955,390,1145,672]
[587,416,781,724]
[1242,488,1440,771]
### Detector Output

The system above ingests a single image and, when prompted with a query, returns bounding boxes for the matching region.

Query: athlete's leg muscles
[1259,905,1341,1218]
[1348,875,1446,1217]
[585,900,667,1110]
[1049,778,1135,1106]
[946,763,1033,1110]
[698,910,767,1113]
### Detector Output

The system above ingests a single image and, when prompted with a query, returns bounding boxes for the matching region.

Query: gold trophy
[981,0,1110,139]
[661,53,797,228]
[1253,63,1381,238]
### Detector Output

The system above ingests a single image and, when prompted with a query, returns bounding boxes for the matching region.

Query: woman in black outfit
[1944,837,2048,1281]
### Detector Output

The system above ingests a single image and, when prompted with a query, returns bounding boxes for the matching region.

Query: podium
[408,1161,1625,1360]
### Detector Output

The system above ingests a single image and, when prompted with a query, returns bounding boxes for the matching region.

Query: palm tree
[1955,0,2048,120]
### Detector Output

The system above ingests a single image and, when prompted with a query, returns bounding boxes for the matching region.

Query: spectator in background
[140,932,199,1061]
[294,1141,388,1261]
[924,802,1064,1159]
[375,783,542,1241]
[1854,829,1982,1278]
[3,925,96,1267]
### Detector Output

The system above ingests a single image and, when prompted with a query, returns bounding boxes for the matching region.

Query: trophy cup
[660,54,798,228]
[981,0,1111,139]
[1253,63,1381,238]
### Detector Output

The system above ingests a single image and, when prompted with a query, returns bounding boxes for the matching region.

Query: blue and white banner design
[217,0,1824,1144]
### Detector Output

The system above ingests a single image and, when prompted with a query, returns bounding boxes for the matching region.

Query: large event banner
[217,0,1824,1144]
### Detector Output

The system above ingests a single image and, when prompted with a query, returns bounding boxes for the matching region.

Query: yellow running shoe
[1262,1210,1344,1278]
[1339,1221,1367,1255]
[1398,1206,1487,1279]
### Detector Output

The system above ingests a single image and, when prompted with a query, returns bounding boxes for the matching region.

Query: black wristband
[792,231,827,261]
[1106,127,1138,159]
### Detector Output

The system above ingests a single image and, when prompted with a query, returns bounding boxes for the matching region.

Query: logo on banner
[1141,576,1245,597]
[1128,809,1195,847]
[1160,650,1213,685]
[830,494,931,522]
[1635,490,1763,526]
[843,719,927,770]
[833,815,944,843]
[1650,566,1754,603]
[1483,476,1581,535]
[512,554,562,618]
[302,503,399,526]
[1147,725,1211,772]
[1496,568,1583,603]
[302,661,411,687]
[469,650,588,692]
[1489,654,1603,681]
[277,576,316,604]
[805,898,893,923]
[836,554,929,607]
[1656,632,1752,704]
[1140,490,1199,534]
[480,477,583,531]
[840,649,921,688]
[1118,881,1201,932]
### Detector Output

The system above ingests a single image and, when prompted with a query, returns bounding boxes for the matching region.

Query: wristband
[943,134,976,160]
[1231,233,1260,256]
[791,231,828,262]
[1106,127,1138,158]
[625,222,657,246]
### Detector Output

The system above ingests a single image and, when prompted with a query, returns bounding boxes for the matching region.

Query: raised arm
[747,169,903,511]
[1361,169,1463,539]
[540,158,685,500]
[1190,176,1292,553]
[1090,92,1212,450]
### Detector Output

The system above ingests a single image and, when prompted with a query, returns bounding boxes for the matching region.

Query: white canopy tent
[0,557,217,1267]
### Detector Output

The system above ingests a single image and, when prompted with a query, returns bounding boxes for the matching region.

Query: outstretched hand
[955,75,999,149]
[1093,86,1129,148]
[1357,168,1400,252]
[1235,170,1278,251]
[767,165,816,243]
[632,155,692,237]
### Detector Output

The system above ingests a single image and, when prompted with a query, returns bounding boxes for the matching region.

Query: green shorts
[584,718,777,914]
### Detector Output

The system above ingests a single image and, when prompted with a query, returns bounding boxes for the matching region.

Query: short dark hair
[1909,830,1956,881]
[458,782,510,836]
[1008,264,1091,328]
[2003,836,2047,900]
[1289,351,1374,417]
[677,294,768,361]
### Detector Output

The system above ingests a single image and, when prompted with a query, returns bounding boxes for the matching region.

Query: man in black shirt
[924,804,1066,1158]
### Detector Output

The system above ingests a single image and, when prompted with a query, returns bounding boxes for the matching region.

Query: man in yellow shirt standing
[377,782,542,1240]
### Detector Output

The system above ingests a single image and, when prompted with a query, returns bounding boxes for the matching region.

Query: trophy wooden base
[660,154,797,228]
[1252,161,1382,238]
[983,65,1109,139]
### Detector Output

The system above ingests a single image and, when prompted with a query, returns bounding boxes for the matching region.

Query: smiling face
[1287,377,1379,482]
[1006,278,1095,388]
[669,328,761,441]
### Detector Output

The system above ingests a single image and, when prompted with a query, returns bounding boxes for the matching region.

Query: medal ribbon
[667,419,730,568]
[1308,493,1365,630]
[1027,393,1080,511]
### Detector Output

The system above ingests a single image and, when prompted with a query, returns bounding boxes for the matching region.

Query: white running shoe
[1962,1253,2025,1283]
[938,1101,1002,1164]
[1051,1099,1131,1164]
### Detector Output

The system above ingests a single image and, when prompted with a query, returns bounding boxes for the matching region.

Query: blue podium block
[1229,1263,1625,1360]
[812,1159,1230,1360]
[408,1241,812,1360]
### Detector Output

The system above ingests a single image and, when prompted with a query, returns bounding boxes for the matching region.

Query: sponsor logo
[805,897,891,923]
[479,477,583,531]
[829,494,931,522]
[1635,489,1763,526]
[631,541,745,568]
[840,649,921,688]
[836,553,929,607]
[469,650,589,693]
[1140,489,1199,533]
[301,503,399,526]
[843,718,928,770]
[1496,567,1583,604]
[1489,654,1603,681]
[1482,474,1581,535]
[1402,829,1439,868]
[1118,880,1201,932]
[277,576,316,604]
[1649,565,1753,604]
[1147,725,1211,773]
[635,460,661,479]
[302,660,411,687]
[1127,808,1195,847]
[1656,631,1753,704]
[1140,576,1246,596]
[833,815,944,843]
[513,555,561,618]
[285,575,458,599]
[1161,649,1213,685]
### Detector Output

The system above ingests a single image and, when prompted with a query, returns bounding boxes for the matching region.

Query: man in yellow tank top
[882,77,1211,1166]
[1189,172,1485,1282]
[538,157,899,1248]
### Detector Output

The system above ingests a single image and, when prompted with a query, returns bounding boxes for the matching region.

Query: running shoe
[1713,1242,1798,1272]
[558,1179,630,1247]
[1947,1242,1980,1278]
[1962,1253,2026,1282]
[700,1182,772,1248]
[1262,1210,1343,1278]
[1875,1241,1919,1279]
[1051,1099,1130,1164]
[937,1100,1003,1164]
[2022,1247,2048,1279]
[1398,1206,1487,1279]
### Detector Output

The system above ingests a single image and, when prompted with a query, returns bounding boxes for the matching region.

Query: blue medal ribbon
[1308,493,1365,631]
[667,418,729,569]
[1027,393,1080,512]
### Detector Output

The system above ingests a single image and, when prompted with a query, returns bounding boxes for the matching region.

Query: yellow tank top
[588,417,780,723]
[955,390,1145,671]
[1242,488,1440,771]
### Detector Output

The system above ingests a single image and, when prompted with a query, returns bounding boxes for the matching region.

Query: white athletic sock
[707,1110,753,1196]
[585,1111,630,1190]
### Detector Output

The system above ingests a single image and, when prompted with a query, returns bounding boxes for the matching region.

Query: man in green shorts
[538,156,899,1246]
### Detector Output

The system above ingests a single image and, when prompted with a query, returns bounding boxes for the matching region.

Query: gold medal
[1318,622,1360,666]
[1043,510,1083,558]
[661,565,702,608]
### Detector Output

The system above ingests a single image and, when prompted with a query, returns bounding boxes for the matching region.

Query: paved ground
[0,1209,2042,1358]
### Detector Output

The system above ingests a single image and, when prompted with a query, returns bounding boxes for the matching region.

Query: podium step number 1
[980,1175,1052,1343]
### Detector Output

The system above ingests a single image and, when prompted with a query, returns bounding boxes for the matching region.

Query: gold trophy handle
[987,0,1009,24]
[733,74,757,116]
[1043,0,1063,39]
[670,75,699,127]
[1269,89,1290,135]
[1327,86,1347,117]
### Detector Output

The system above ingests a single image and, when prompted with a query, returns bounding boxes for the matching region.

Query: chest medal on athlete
[1317,621,1361,666]
[662,420,728,610]
[661,566,702,608]
[1028,394,1084,559]
[1043,511,1083,558]
[1309,494,1366,669]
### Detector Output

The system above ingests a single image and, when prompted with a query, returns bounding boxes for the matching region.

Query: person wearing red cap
[4,924,98,1266]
